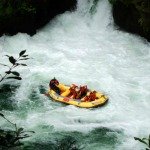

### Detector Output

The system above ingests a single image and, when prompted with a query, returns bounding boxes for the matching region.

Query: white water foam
[0,0,150,149]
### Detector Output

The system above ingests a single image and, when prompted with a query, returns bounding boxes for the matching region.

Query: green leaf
[19,135,30,139]
[17,128,24,134]
[11,71,20,76]
[23,135,30,138]
[7,76,22,80]
[5,71,11,74]
[142,138,148,141]
[15,63,20,66]
[9,56,16,65]
[22,55,28,57]
[5,55,10,57]
[134,137,148,146]
[19,50,26,56]
[20,58,29,60]
[20,64,27,66]
[0,113,4,117]
[26,131,35,133]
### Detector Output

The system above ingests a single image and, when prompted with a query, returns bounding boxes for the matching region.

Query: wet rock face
[0,0,77,36]
[112,0,150,41]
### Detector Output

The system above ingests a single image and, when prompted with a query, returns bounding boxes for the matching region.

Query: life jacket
[88,91,97,101]
[83,91,96,102]
[69,84,78,99]
[80,85,88,96]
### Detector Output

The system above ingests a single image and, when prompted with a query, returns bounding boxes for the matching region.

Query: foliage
[0,50,29,110]
[120,0,150,33]
[57,136,81,150]
[108,0,117,4]
[0,0,36,19]
[18,1,36,15]
[0,50,29,83]
[134,135,150,150]
[0,50,33,148]
[108,0,150,35]
[0,113,34,148]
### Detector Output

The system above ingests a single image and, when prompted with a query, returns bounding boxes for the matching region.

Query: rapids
[0,0,150,149]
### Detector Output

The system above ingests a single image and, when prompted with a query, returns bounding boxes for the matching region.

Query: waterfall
[0,0,150,149]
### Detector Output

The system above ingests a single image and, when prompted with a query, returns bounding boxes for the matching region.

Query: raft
[48,83,108,108]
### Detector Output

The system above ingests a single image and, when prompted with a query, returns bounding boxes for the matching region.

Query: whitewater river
[0,0,150,149]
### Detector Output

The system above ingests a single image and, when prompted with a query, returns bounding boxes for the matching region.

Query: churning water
[0,0,150,149]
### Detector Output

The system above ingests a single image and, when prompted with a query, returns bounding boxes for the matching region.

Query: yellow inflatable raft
[48,83,108,108]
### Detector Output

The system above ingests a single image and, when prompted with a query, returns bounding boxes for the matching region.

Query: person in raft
[77,85,88,99]
[82,90,97,102]
[69,84,88,99]
[49,77,61,95]
[69,84,78,99]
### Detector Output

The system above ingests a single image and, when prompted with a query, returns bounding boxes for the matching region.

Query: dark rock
[112,0,150,41]
[0,0,77,36]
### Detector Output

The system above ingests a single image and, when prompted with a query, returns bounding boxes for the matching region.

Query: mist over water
[0,0,150,149]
